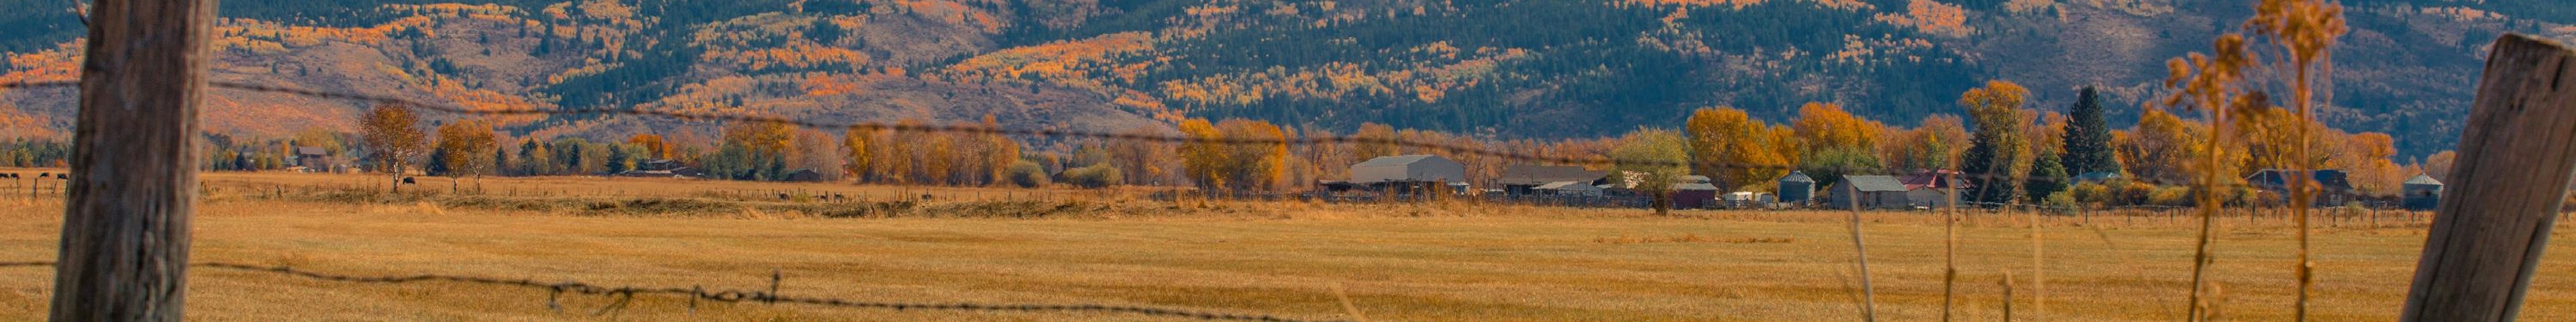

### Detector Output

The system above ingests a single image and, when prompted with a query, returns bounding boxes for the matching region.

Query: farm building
[1496,165,1605,195]
[290,146,338,172]
[2246,169,2356,207]
[1674,182,1721,209]
[783,169,827,182]
[1827,175,1911,210]
[1533,181,1605,197]
[1350,155,1469,192]
[1900,170,1972,208]
[1777,171,1817,204]
[2404,174,2443,211]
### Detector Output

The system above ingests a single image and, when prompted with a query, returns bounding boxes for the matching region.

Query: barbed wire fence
[0,260,1344,321]
[0,77,2431,320]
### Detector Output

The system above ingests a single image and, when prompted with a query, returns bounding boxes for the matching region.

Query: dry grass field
[2,169,2575,321]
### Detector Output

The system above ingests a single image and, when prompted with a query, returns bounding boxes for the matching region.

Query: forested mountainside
[0,0,2569,158]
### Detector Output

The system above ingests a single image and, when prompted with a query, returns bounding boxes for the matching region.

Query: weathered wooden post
[2402,34,2576,322]
[50,0,215,319]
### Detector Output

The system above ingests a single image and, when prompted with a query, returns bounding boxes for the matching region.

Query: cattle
[38,172,50,178]
[777,193,791,201]
[400,176,417,184]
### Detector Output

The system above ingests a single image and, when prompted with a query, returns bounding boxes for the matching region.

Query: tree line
[129,76,2430,209]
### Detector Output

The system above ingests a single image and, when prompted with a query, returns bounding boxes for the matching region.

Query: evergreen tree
[765,156,788,181]
[2025,150,2068,204]
[2061,87,2118,175]
[1961,136,2009,205]
[424,147,451,176]
[606,145,634,174]
[493,142,512,176]
[809,21,845,45]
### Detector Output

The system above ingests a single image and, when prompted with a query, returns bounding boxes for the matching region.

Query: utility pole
[51,0,216,320]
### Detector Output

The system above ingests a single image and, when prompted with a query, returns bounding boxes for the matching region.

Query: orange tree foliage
[1177,118,1289,193]
[1790,102,1882,156]
[1873,0,1974,38]
[721,121,795,156]
[1157,48,1529,107]
[431,119,500,177]
[1958,80,2034,201]
[1109,125,1179,185]
[360,103,427,175]
[627,133,669,160]
[2421,150,2455,182]
[2116,107,2233,184]
[833,117,1018,186]
[944,32,1155,91]
[1352,123,1399,159]
[1882,114,1968,171]
[1684,107,1798,191]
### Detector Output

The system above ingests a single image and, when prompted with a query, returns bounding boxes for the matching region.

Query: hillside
[1,0,2571,158]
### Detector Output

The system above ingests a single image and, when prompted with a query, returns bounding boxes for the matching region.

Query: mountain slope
[0,0,2569,158]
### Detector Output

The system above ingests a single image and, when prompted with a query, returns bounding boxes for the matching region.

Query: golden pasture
[0,170,2571,321]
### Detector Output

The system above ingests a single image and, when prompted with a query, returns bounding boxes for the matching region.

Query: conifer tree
[2061,87,2118,176]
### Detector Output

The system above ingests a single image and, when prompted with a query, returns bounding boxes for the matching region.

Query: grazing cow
[778,193,790,201]
[400,176,417,184]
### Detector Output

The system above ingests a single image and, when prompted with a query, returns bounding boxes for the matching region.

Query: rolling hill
[1,0,2571,158]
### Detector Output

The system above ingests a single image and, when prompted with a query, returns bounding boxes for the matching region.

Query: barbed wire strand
[0,80,2416,200]
[0,260,1343,322]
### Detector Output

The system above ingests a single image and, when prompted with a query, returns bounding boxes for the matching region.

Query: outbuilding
[1900,170,1972,208]
[1777,171,1818,204]
[1534,181,1605,197]
[1350,155,1469,193]
[2403,174,2443,211]
[1674,182,1721,209]
[1496,165,1605,195]
[2247,169,2356,207]
[1827,175,1911,210]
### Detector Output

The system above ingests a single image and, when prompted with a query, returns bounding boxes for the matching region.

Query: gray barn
[1827,175,1911,210]
[1350,155,1469,192]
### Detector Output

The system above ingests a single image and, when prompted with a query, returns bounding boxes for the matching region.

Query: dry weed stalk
[2002,270,2017,321]
[1333,282,1368,322]
[2030,201,2046,321]
[1944,180,1960,321]
[1848,195,1877,321]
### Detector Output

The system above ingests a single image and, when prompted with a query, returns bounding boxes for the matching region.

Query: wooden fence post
[50,0,215,319]
[2402,34,2576,322]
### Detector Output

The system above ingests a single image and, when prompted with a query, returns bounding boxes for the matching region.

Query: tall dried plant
[2244,1,2347,319]
[2161,32,2259,321]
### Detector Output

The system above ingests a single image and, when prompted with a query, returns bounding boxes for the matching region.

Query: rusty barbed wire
[0,79,2415,200]
[0,260,1344,321]
[0,80,74,89]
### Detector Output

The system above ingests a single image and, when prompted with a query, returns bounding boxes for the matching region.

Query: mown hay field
[1,170,2575,321]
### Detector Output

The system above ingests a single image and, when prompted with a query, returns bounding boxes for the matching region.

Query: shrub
[2042,193,2080,215]
[2147,185,2194,206]
[1062,164,1123,189]
[2070,182,2112,206]
[1006,160,1049,188]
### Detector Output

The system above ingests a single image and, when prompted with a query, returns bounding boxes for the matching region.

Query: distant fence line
[0,261,1347,322]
